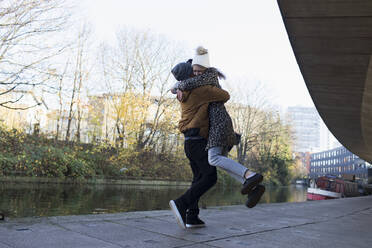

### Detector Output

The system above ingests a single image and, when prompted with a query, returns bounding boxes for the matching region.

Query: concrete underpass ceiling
[277,0,372,162]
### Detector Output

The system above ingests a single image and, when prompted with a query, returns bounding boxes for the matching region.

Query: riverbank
[1,196,371,247]
[0,125,295,187]
[0,176,191,186]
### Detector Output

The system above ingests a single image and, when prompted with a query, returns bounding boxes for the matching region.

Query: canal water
[0,183,307,218]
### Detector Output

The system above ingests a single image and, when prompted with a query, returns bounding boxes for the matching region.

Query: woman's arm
[177,69,220,91]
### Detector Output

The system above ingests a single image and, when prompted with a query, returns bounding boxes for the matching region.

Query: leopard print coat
[177,68,238,150]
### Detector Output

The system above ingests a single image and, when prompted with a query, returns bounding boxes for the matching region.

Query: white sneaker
[169,200,186,229]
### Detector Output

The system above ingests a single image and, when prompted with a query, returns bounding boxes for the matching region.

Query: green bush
[0,123,256,184]
[17,146,68,177]
[111,147,192,181]
[0,153,17,176]
[66,158,95,178]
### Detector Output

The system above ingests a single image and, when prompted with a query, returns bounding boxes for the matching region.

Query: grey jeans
[208,146,248,184]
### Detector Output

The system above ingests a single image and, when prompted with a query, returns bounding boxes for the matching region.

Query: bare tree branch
[0,0,71,108]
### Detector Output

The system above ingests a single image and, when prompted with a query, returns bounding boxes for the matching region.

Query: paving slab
[0,196,371,248]
[59,220,191,248]
[0,243,12,248]
[0,222,119,248]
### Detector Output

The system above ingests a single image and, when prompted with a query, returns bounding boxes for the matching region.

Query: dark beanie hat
[171,59,193,81]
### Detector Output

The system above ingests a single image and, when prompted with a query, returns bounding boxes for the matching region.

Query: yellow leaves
[107,90,153,142]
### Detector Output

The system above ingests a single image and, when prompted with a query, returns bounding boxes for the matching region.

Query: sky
[78,0,314,109]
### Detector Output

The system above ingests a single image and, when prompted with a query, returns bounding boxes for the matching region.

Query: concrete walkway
[0,196,371,248]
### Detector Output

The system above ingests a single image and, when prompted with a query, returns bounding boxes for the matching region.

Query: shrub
[0,153,17,176]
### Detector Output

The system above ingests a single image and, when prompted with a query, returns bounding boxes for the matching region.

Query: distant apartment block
[287,106,321,152]
[287,106,341,153]
[309,146,371,182]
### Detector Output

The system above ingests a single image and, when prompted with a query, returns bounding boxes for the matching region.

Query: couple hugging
[169,46,265,229]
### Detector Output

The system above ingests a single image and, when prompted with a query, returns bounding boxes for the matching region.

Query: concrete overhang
[277,0,372,162]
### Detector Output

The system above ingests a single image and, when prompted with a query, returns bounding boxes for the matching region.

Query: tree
[0,0,70,109]
[249,112,294,185]
[227,80,273,164]
[55,63,68,141]
[65,26,91,142]
[86,95,105,144]
[98,28,184,149]
[291,153,309,179]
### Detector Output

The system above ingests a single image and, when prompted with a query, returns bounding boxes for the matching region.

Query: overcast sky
[78,0,315,109]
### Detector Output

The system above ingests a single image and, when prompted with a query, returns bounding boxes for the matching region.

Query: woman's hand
[170,82,180,94]
[176,89,183,101]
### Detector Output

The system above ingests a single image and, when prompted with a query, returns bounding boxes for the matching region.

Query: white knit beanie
[192,46,210,68]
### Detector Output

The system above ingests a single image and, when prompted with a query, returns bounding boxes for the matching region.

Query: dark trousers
[176,138,217,217]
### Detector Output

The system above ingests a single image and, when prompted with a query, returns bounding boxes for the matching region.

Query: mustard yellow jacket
[178,85,230,139]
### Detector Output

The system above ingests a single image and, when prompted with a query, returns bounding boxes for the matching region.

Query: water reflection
[0,183,307,218]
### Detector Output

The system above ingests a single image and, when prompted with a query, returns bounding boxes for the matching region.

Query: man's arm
[195,85,230,104]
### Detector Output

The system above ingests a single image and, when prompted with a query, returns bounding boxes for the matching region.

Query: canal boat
[296,179,306,185]
[307,175,359,201]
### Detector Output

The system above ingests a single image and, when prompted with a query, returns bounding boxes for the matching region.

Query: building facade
[287,106,321,152]
[287,106,341,153]
[309,146,371,181]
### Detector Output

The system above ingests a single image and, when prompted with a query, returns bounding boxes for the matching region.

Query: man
[169,59,230,229]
